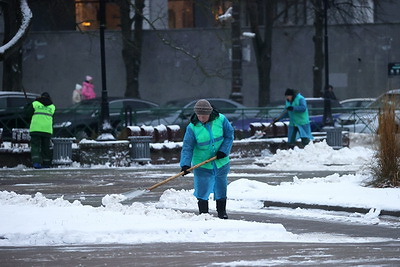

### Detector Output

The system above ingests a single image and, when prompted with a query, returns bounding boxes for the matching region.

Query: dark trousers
[30,132,52,165]
[289,127,310,146]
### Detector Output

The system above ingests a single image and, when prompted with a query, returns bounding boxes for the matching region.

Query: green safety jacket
[188,114,230,169]
[30,100,56,134]
[285,93,310,126]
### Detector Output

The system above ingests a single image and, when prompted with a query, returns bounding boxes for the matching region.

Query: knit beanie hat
[86,75,93,81]
[194,99,213,115]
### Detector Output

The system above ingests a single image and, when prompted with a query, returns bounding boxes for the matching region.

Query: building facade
[1,0,400,108]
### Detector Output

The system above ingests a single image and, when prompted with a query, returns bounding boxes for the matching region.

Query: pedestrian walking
[81,75,96,100]
[276,88,313,148]
[72,83,82,104]
[324,85,337,100]
[180,99,234,219]
[24,92,56,169]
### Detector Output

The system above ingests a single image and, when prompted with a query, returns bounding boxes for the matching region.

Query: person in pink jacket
[81,75,96,100]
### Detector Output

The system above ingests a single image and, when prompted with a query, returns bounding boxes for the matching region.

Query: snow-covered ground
[1,134,399,246]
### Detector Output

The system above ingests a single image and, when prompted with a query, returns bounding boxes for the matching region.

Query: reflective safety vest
[189,114,229,169]
[285,93,310,126]
[30,101,56,134]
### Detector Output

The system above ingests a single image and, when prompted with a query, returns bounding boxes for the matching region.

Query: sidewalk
[263,201,400,217]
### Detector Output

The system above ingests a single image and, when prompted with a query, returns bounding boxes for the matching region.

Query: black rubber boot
[216,199,228,219]
[197,199,209,214]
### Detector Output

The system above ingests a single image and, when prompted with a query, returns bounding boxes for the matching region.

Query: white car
[339,98,375,110]
[336,89,400,133]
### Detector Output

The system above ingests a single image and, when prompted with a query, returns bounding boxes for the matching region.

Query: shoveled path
[1,161,399,266]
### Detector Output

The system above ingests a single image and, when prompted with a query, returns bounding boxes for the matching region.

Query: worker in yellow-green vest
[24,92,56,169]
[180,99,234,219]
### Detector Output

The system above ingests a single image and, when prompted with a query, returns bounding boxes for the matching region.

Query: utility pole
[97,0,115,140]
[322,0,333,126]
[230,1,243,104]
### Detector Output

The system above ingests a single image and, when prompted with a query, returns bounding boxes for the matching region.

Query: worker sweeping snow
[180,99,234,219]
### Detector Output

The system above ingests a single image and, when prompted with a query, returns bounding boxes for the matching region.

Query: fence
[1,106,382,141]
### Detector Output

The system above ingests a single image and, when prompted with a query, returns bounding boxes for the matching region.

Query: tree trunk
[312,0,324,97]
[2,0,24,92]
[119,0,144,98]
[246,0,275,107]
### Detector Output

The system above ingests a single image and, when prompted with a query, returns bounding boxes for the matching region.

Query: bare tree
[311,0,324,97]
[311,0,376,97]
[0,0,32,92]
[245,0,277,107]
[118,0,144,98]
[118,0,232,99]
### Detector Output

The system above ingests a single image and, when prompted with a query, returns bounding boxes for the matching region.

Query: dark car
[232,98,343,133]
[0,91,40,140]
[143,98,258,128]
[53,97,159,139]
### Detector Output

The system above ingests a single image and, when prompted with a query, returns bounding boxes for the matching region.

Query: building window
[168,0,194,28]
[75,0,121,31]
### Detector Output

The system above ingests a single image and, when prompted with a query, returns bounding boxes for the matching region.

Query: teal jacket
[285,93,310,126]
[180,110,234,169]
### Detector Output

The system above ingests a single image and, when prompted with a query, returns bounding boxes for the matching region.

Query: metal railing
[0,106,386,141]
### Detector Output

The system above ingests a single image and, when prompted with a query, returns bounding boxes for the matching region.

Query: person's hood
[35,96,53,106]
[190,109,220,125]
[83,81,94,87]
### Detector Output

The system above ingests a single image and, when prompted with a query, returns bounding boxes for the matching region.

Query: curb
[264,201,400,217]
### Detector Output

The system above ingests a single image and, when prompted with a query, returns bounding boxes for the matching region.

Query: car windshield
[369,94,400,109]
[62,101,99,115]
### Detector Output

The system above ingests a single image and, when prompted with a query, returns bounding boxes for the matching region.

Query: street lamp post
[230,1,243,104]
[322,0,334,126]
[97,0,115,141]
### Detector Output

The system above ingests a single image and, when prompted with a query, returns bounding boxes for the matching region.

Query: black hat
[284,88,296,96]
[41,92,50,98]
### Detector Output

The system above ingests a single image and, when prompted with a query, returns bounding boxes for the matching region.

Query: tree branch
[0,0,32,61]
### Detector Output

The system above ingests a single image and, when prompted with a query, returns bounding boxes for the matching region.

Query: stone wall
[2,23,399,109]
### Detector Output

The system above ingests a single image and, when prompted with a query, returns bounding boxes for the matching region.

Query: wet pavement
[1,242,400,267]
[1,159,399,266]
[0,159,351,206]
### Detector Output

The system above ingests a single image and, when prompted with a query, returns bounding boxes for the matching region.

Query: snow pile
[228,173,400,211]
[0,189,391,247]
[1,133,398,247]
[256,141,374,171]
[151,141,181,150]
[157,173,400,213]
[0,142,30,153]
[0,190,297,246]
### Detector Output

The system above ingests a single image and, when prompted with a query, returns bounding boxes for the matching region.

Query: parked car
[335,89,399,133]
[142,98,259,128]
[53,97,159,139]
[0,91,40,140]
[232,98,343,132]
[339,98,375,111]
